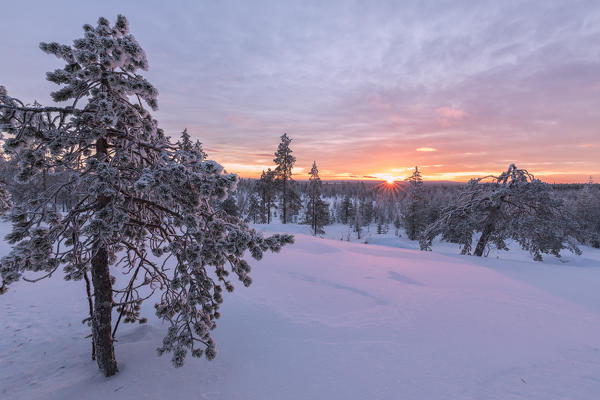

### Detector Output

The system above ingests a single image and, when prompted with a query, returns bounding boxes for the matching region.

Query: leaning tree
[419,164,581,261]
[0,16,292,376]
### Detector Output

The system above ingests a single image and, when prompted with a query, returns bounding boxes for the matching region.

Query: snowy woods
[0,16,292,376]
[235,162,595,261]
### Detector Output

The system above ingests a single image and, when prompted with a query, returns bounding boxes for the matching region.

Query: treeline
[227,135,600,260]
[1,132,599,258]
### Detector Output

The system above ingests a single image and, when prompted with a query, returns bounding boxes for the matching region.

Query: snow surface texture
[2,222,600,399]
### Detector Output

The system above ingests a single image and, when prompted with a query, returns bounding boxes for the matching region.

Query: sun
[373,172,404,185]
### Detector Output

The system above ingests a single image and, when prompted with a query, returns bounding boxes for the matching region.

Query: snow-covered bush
[0,16,292,376]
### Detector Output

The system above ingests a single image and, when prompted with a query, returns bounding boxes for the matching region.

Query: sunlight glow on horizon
[224,161,600,183]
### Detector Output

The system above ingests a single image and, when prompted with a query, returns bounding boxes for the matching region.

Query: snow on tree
[0,16,293,376]
[337,195,354,225]
[575,177,600,248]
[419,164,581,261]
[245,193,261,224]
[285,182,303,223]
[359,197,374,226]
[402,166,428,240]
[0,148,12,215]
[0,182,11,215]
[353,199,363,240]
[273,133,296,224]
[257,168,276,223]
[305,161,329,235]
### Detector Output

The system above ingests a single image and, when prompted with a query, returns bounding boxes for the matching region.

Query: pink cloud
[435,106,468,127]
[436,106,468,119]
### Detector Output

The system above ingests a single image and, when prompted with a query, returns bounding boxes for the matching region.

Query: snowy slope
[2,224,600,400]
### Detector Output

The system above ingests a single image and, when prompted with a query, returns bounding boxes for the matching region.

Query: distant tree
[353,199,363,239]
[0,16,293,376]
[245,194,261,224]
[393,215,402,236]
[403,166,428,240]
[360,198,374,226]
[285,183,303,223]
[575,177,600,248]
[273,133,296,223]
[338,195,354,224]
[257,169,276,223]
[420,164,581,260]
[305,161,329,235]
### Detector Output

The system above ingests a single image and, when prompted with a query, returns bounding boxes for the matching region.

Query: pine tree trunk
[91,136,118,377]
[282,177,287,224]
[314,203,317,236]
[91,244,118,376]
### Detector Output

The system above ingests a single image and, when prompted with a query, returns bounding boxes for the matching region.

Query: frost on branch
[419,164,581,261]
[0,15,293,373]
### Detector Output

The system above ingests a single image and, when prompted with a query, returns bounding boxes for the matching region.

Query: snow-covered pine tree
[257,168,276,223]
[245,193,261,224]
[0,181,11,215]
[393,215,402,236]
[305,161,329,235]
[419,164,580,261]
[273,133,296,223]
[403,166,428,240]
[285,182,303,223]
[0,145,11,215]
[0,16,292,376]
[338,195,354,225]
[220,195,239,217]
[353,199,363,239]
[359,197,374,226]
[575,177,600,248]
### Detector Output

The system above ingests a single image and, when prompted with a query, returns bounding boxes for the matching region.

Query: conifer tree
[285,182,303,223]
[403,166,428,240]
[353,199,363,239]
[360,197,374,226]
[273,133,296,223]
[245,194,261,224]
[338,195,354,225]
[0,16,292,376]
[257,168,276,223]
[575,177,600,247]
[305,161,329,235]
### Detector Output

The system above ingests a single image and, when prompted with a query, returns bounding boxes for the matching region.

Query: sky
[1,0,599,182]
